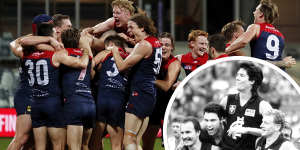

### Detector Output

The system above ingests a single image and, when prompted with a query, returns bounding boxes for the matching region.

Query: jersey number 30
[25,59,49,86]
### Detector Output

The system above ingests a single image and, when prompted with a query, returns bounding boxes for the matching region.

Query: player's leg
[107,125,124,150]
[136,117,149,150]
[89,122,106,150]
[123,112,143,150]
[22,131,35,150]
[48,127,66,150]
[66,125,83,150]
[33,127,47,150]
[7,114,32,150]
[82,127,93,150]
[142,124,160,150]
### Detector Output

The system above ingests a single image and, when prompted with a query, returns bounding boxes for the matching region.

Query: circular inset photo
[163,56,300,150]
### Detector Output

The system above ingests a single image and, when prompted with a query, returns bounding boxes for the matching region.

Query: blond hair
[111,0,135,15]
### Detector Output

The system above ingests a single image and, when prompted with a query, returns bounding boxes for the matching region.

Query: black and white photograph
[164,57,300,150]
[1,0,300,149]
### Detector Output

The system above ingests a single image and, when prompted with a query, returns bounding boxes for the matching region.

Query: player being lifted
[225,0,296,69]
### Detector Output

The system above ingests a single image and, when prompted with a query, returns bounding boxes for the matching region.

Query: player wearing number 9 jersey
[110,14,162,150]
[19,23,90,150]
[226,0,296,69]
[91,35,129,150]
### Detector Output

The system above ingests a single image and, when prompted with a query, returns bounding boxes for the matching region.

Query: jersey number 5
[25,59,49,86]
[153,47,162,75]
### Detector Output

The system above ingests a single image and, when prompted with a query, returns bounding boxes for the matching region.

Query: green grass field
[0,138,165,150]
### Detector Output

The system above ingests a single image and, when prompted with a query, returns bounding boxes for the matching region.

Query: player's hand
[172,81,181,90]
[282,56,296,68]
[49,37,64,51]
[82,27,94,35]
[118,33,129,41]
[118,33,136,45]
[106,45,118,53]
[227,120,245,139]
[80,33,93,47]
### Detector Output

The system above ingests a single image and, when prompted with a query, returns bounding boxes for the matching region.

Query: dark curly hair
[129,14,157,36]
[238,62,263,99]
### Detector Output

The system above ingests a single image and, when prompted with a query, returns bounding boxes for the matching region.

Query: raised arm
[9,38,24,58]
[226,24,260,54]
[53,34,92,68]
[155,60,181,92]
[92,18,115,35]
[111,40,151,72]
[20,36,62,51]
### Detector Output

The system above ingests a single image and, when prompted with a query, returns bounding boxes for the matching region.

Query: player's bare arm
[267,56,296,68]
[155,60,181,92]
[175,54,183,62]
[92,17,115,35]
[91,59,96,80]
[20,36,63,50]
[226,24,260,54]
[80,31,94,57]
[9,38,24,58]
[93,50,112,69]
[53,48,89,69]
[259,100,273,115]
[111,40,152,72]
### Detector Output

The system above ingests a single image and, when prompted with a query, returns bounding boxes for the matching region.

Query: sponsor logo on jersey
[245,109,256,117]
[184,65,192,70]
[229,105,236,114]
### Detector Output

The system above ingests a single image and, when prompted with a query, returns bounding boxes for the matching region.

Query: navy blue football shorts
[96,88,126,128]
[64,95,96,129]
[31,96,65,128]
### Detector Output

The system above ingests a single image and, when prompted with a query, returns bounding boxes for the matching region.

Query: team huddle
[6,0,298,150]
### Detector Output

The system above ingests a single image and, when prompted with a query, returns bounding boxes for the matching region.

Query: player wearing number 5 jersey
[92,35,129,150]
[19,23,90,150]
[226,0,296,69]
[110,14,162,150]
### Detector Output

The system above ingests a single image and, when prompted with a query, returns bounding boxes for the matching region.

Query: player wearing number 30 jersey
[19,24,90,150]
[226,0,296,69]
